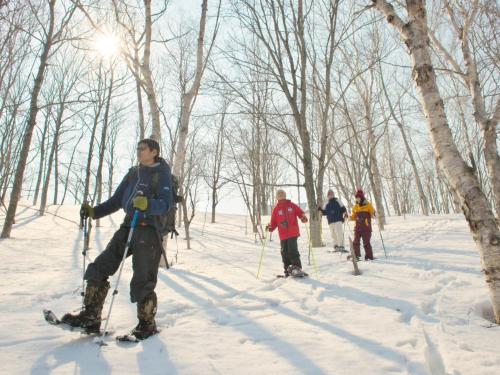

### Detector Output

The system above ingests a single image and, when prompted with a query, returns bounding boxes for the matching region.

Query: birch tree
[428,0,500,219]
[172,0,220,178]
[371,0,500,324]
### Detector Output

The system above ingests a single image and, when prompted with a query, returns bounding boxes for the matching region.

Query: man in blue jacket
[318,189,348,253]
[62,139,173,340]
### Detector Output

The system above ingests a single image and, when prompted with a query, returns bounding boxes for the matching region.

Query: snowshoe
[116,334,141,343]
[337,246,349,253]
[60,310,102,334]
[44,309,110,336]
[287,265,308,278]
[347,255,361,261]
[131,320,159,340]
[328,245,349,254]
[117,293,159,342]
[116,324,159,343]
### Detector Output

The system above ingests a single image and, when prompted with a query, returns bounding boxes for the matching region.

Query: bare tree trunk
[182,197,191,249]
[106,125,119,200]
[295,152,301,206]
[208,107,227,223]
[134,45,145,140]
[33,110,50,205]
[1,0,56,238]
[61,133,83,204]
[380,64,429,215]
[366,113,386,228]
[436,0,500,219]
[40,101,64,215]
[53,137,59,205]
[94,70,114,227]
[173,0,209,177]
[373,0,500,324]
[142,0,161,140]
[386,131,401,216]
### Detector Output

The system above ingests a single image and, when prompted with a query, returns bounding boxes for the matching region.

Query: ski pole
[97,208,140,346]
[376,217,387,258]
[256,232,268,279]
[305,223,318,277]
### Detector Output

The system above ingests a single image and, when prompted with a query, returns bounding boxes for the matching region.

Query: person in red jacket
[266,189,308,277]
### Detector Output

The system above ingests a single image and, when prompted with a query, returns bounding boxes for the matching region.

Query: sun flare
[93,32,120,59]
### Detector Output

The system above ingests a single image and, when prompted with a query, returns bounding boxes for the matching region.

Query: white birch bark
[172,0,209,177]
[141,0,161,141]
[372,0,500,324]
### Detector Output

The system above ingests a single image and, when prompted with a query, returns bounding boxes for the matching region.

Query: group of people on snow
[266,187,376,278]
[62,138,377,340]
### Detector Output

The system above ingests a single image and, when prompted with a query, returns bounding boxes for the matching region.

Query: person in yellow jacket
[350,189,376,260]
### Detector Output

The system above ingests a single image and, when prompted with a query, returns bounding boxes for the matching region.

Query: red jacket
[269,199,304,240]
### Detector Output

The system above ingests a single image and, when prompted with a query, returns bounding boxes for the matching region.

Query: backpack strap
[151,171,159,197]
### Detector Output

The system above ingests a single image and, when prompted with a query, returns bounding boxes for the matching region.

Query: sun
[92,32,121,59]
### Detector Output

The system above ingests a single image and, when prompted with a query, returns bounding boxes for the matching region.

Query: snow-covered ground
[0,205,498,375]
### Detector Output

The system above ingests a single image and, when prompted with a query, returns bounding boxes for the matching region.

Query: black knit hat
[138,138,160,160]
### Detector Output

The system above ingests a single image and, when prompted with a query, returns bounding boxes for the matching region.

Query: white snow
[0,206,499,375]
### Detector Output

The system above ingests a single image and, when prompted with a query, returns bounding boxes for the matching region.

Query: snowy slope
[0,205,498,375]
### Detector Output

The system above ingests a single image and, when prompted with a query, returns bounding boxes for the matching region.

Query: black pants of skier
[353,230,373,260]
[84,224,162,303]
[280,236,302,273]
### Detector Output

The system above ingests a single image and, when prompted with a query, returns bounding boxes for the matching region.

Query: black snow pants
[84,224,162,303]
[280,236,302,273]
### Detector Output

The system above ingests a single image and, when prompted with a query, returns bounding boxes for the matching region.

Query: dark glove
[80,203,94,219]
[132,196,148,211]
[265,224,271,232]
[300,216,308,223]
[317,206,322,211]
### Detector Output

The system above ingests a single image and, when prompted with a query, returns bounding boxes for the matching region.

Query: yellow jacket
[350,201,376,232]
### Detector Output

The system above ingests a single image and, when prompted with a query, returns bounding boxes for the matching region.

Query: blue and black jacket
[93,157,173,230]
[319,198,347,224]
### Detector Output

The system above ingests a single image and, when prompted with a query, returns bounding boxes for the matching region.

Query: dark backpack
[151,172,183,237]
[126,166,183,237]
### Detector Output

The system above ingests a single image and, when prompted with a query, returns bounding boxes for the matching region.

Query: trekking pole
[305,223,318,277]
[256,232,268,279]
[97,204,141,346]
[81,215,88,308]
[345,220,361,275]
[376,217,387,258]
[306,222,311,265]
[305,222,311,265]
[340,221,347,261]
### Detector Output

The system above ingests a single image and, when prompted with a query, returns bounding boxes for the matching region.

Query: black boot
[132,293,158,340]
[61,280,109,333]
